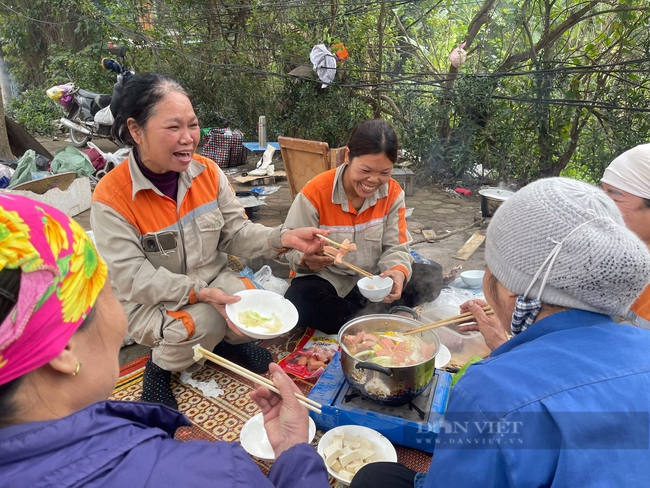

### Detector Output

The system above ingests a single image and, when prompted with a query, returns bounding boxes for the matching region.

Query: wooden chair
[278,136,347,199]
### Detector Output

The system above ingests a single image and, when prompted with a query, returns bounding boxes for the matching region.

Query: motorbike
[46,44,135,148]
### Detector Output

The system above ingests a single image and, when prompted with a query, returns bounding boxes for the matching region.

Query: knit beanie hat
[485,177,650,317]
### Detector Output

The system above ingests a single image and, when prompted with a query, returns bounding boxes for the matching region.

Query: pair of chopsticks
[317,233,349,251]
[193,345,322,414]
[322,251,374,278]
[404,306,494,335]
[317,234,373,278]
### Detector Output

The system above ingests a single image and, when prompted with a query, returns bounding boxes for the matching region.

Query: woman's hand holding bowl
[250,363,310,458]
[380,269,406,302]
[198,288,244,336]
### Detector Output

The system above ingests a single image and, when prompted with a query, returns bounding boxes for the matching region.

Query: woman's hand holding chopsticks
[458,299,508,351]
[250,363,310,458]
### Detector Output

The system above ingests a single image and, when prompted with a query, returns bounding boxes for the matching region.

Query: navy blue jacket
[425,310,650,488]
[0,400,329,488]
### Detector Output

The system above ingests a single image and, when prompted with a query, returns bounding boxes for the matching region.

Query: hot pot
[337,312,440,406]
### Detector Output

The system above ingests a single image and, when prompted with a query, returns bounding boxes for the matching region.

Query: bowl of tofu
[317,425,397,485]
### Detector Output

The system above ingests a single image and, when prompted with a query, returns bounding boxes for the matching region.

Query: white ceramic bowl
[225,289,298,339]
[317,425,397,486]
[241,412,316,462]
[460,270,485,289]
[357,276,393,302]
[435,344,451,368]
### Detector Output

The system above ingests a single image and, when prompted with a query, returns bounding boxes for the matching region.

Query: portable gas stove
[308,351,452,454]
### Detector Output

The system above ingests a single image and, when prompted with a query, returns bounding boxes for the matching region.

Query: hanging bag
[202,127,247,168]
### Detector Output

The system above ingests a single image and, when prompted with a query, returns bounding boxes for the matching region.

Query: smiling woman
[90,73,328,409]
[126,91,200,174]
[283,119,442,335]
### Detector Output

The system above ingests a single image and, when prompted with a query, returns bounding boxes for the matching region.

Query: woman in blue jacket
[352,178,650,488]
[0,195,329,488]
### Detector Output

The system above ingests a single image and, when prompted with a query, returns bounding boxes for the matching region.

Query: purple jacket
[0,400,330,488]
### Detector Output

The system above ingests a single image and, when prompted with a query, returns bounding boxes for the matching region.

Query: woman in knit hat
[461,147,650,347]
[0,195,329,487]
[351,177,650,488]
[601,143,650,327]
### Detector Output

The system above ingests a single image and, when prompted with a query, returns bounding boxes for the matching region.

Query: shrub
[7,88,61,137]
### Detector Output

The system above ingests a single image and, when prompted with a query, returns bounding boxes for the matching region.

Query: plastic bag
[279,328,339,379]
[251,185,280,196]
[87,142,129,171]
[421,287,484,321]
[451,356,482,387]
[409,249,431,264]
[238,266,264,289]
[94,105,114,126]
[8,149,38,188]
[51,146,96,177]
[0,163,15,180]
[254,265,289,295]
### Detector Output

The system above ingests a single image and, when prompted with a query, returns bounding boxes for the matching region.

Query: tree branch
[352,93,407,126]
[444,0,497,87]
[499,0,603,71]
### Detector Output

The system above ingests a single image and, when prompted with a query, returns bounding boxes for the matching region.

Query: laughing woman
[91,74,326,409]
[283,119,440,335]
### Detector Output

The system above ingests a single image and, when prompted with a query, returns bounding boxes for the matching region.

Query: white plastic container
[420,308,491,366]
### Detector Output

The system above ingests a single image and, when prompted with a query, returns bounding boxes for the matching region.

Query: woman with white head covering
[350,177,650,488]
[601,143,650,327]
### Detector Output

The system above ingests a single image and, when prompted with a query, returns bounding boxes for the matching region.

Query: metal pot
[337,310,440,406]
[478,188,515,218]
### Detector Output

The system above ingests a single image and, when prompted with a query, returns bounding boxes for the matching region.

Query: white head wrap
[601,144,650,199]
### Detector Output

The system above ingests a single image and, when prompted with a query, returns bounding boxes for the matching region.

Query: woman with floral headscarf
[0,195,329,487]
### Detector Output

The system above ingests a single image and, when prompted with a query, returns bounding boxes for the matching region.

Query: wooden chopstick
[404,306,494,335]
[323,252,374,278]
[317,233,350,251]
[193,345,322,414]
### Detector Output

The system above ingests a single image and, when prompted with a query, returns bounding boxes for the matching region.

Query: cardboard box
[1,177,91,217]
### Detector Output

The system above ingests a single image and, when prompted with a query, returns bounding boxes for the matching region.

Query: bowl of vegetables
[226,289,299,339]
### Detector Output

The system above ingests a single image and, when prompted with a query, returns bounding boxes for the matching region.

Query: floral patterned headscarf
[0,195,107,385]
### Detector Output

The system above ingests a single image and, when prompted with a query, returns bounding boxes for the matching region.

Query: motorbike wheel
[69,108,92,148]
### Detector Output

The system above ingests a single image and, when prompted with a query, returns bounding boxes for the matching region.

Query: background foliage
[2,0,650,185]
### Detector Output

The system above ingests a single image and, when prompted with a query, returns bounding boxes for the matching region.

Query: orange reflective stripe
[237,276,257,290]
[397,206,408,243]
[165,310,196,342]
[93,154,222,235]
[301,170,404,229]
